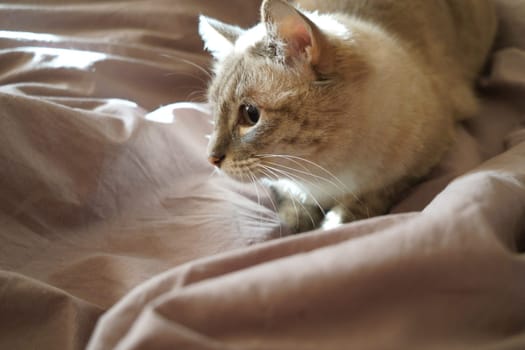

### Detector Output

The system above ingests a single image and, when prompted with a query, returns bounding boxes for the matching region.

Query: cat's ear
[261,0,333,72]
[199,16,244,61]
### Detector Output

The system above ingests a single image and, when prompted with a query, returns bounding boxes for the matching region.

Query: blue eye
[240,104,260,125]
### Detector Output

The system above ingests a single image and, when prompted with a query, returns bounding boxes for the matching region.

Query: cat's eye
[240,104,260,126]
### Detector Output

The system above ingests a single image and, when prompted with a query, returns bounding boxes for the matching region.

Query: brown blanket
[0,1,524,349]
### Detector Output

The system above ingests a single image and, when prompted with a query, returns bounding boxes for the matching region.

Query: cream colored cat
[199,0,497,233]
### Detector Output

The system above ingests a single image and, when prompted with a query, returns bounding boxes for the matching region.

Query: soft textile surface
[0,1,524,349]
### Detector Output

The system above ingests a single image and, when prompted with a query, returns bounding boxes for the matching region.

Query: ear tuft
[198,16,244,61]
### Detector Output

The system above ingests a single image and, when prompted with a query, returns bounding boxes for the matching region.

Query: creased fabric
[0,1,524,350]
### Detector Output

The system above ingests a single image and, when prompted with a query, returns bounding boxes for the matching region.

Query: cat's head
[199,0,368,182]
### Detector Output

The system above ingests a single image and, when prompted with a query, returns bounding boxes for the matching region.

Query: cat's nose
[208,154,225,168]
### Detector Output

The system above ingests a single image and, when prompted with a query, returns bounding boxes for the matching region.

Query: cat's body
[199,0,497,233]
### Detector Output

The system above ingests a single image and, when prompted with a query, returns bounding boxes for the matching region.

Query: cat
[198,0,497,233]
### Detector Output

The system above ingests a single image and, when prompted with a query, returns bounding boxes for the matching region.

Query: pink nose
[208,155,225,167]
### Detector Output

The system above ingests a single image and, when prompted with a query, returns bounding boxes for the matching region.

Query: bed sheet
[0,1,523,349]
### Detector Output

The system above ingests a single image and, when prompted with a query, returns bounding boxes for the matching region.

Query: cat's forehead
[208,23,311,108]
[210,48,298,102]
[209,55,249,100]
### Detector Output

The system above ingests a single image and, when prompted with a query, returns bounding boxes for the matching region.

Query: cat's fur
[199,0,497,233]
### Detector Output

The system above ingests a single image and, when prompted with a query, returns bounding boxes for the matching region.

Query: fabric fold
[0,1,524,349]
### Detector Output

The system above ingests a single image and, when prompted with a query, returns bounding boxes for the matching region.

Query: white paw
[321,210,344,230]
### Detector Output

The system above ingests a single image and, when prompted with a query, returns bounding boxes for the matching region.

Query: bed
[0,1,524,349]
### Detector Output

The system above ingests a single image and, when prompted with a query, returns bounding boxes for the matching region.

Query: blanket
[0,1,524,349]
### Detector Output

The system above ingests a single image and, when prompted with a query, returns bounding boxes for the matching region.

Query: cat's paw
[277,200,324,234]
[319,204,369,229]
[321,209,345,230]
[270,183,323,233]
[322,197,385,228]
[268,182,327,233]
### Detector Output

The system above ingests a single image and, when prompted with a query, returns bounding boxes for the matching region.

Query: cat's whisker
[161,213,275,224]
[245,167,284,231]
[235,212,280,226]
[255,167,286,237]
[258,165,318,229]
[257,153,367,209]
[259,163,369,229]
[259,164,326,217]
[262,160,347,196]
[287,192,300,233]
[247,169,264,228]
[233,200,282,222]
[257,154,349,192]
[259,156,347,214]
[262,162,347,212]
[263,159,325,190]
[164,71,209,87]
[258,166,304,235]
[257,166,300,231]
[257,184,284,237]
[260,162,363,217]
[208,171,279,225]
[160,53,213,80]
[186,88,208,103]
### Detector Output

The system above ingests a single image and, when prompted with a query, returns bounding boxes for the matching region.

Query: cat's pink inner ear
[262,0,321,65]
[278,16,318,62]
